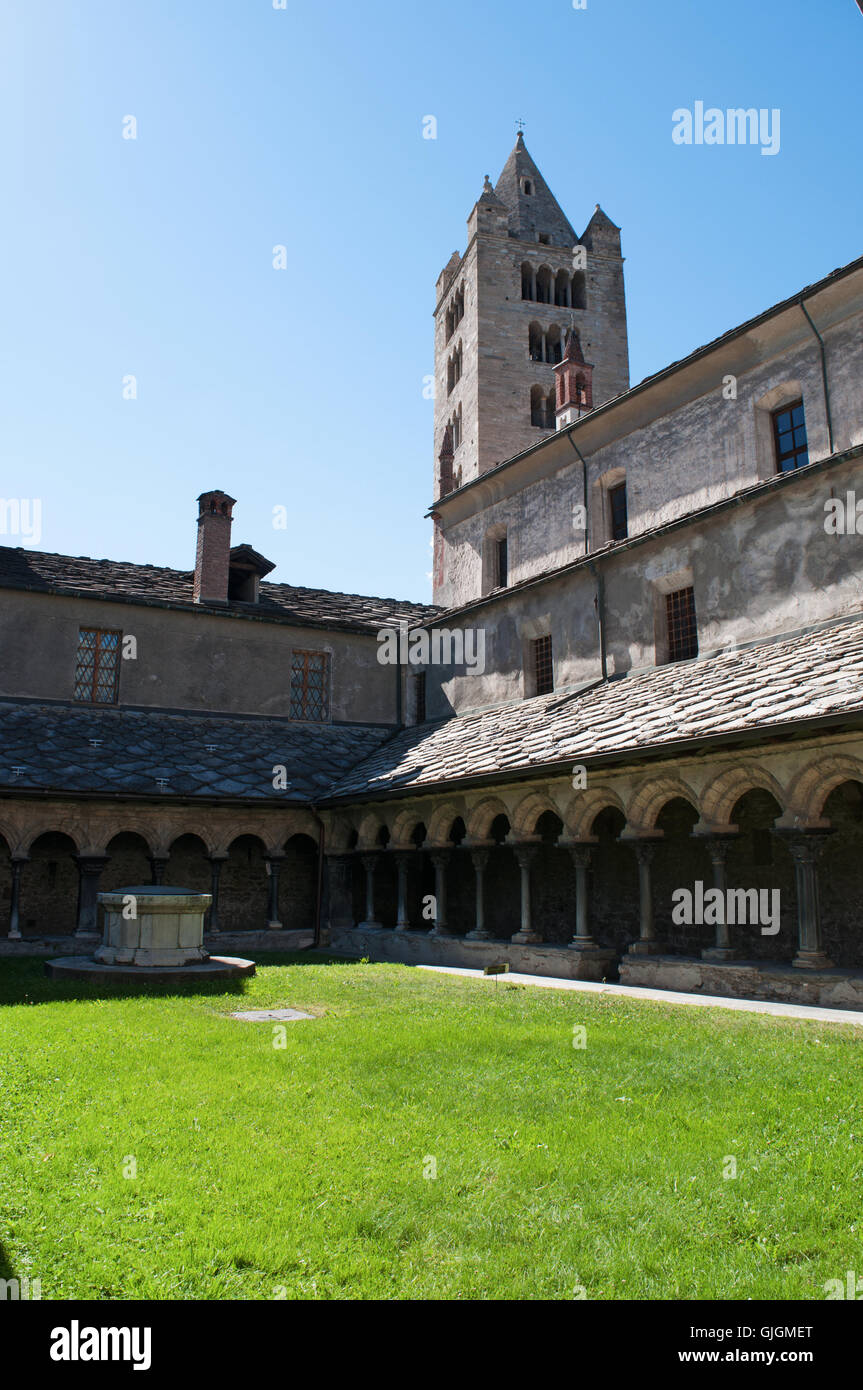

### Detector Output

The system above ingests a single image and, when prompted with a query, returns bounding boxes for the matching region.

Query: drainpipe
[564,431,607,681]
[800,298,834,456]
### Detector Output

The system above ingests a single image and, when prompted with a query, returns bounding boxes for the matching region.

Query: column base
[702,946,738,962]
[792,950,834,971]
[7,931,23,942]
[360,921,383,930]
[511,931,542,945]
[429,926,452,937]
[394,921,411,932]
[266,921,284,931]
[627,939,664,956]
[466,929,495,941]
[73,931,100,942]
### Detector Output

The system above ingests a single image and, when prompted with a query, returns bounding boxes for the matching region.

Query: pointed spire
[493,134,576,245]
[563,329,585,364]
[478,173,506,207]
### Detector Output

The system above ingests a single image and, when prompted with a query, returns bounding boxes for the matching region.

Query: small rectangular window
[609,482,628,541]
[290,650,330,721]
[666,588,698,663]
[74,628,121,704]
[496,536,508,588]
[532,634,554,695]
[772,400,809,472]
[413,672,426,724]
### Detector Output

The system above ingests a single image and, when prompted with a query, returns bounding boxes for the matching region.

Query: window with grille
[666,588,698,663]
[609,482,628,541]
[290,650,330,721]
[772,400,809,473]
[74,628,121,703]
[532,634,554,695]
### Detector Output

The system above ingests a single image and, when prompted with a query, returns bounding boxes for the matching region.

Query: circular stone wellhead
[94,885,212,967]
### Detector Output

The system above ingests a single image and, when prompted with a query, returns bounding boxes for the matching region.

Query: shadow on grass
[0,949,364,1008]
[0,1240,17,1282]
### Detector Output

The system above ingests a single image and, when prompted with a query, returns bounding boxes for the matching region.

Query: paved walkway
[416,964,863,1027]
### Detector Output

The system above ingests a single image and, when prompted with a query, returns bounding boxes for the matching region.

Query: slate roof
[494,132,578,246]
[0,547,438,632]
[324,618,863,801]
[0,702,392,802]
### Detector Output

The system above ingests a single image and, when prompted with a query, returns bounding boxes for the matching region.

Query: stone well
[45,884,255,981]
[95,885,212,966]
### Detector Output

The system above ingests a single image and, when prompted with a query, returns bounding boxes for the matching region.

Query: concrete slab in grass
[230,1007,314,1022]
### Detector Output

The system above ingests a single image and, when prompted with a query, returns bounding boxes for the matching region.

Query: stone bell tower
[433,132,629,497]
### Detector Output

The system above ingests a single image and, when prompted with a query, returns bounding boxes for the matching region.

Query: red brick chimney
[194,490,236,604]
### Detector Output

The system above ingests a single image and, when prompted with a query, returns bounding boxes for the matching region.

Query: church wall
[0,590,397,725]
[424,448,863,717]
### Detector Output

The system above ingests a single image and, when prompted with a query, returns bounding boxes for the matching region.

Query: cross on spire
[515,118,525,134]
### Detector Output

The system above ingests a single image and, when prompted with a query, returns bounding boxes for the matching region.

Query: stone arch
[355,810,390,851]
[426,800,465,847]
[465,796,511,843]
[22,817,84,855]
[322,813,357,854]
[91,814,158,857]
[565,786,626,841]
[18,830,79,936]
[510,788,562,839]
[785,754,863,826]
[700,764,787,829]
[626,775,700,834]
[389,807,429,849]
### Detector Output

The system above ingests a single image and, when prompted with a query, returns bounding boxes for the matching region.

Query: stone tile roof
[0,547,438,632]
[325,618,863,800]
[0,702,391,802]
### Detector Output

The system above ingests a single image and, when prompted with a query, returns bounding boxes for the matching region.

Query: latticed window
[666,588,698,663]
[290,650,330,721]
[609,482,628,541]
[74,628,121,703]
[413,672,426,724]
[532,634,554,695]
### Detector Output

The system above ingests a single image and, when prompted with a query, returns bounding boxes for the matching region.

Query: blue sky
[0,0,859,601]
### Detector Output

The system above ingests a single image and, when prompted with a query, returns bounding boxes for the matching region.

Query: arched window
[571,270,587,310]
[528,322,543,362]
[535,266,552,305]
[547,324,562,364]
[554,270,570,307]
[546,389,556,427]
[522,178,533,195]
[521,262,534,300]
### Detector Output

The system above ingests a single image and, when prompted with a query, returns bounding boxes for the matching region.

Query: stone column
[429,851,450,936]
[265,853,284,930]
[780,830,833,970]
[466,845,493,940]
[7,855,26,940]
[149,855,169,886]
[627,840,661,955]
[568,844,595,948]
[511,844,541,944]
[394,853,411,931]
[74,855,108,940]
[360,853,382,929]
[699,835,738,960]
[206,854,226,933]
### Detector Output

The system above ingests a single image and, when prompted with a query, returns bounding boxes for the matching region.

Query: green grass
[1,952,862,1300]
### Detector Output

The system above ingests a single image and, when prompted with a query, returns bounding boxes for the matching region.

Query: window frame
[531,633,554,696]
[665,587,698,664]
[771,399,809,473]
[608,481,628,542]
[289,648,331,722]
[74,627,122,705]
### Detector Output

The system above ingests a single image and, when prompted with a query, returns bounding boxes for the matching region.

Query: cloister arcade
[320,743,863,975]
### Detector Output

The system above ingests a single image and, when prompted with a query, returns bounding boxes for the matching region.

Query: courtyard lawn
[1,954,862,1301]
